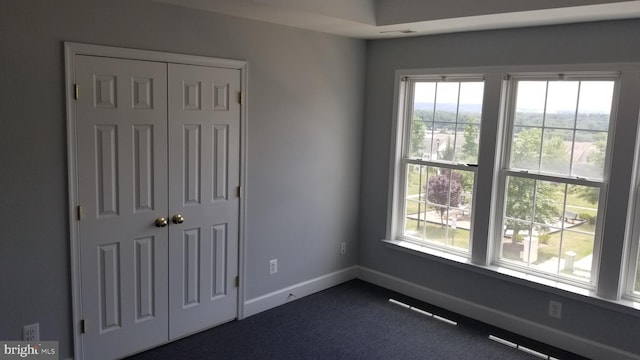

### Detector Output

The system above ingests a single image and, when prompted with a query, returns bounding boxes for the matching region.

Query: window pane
[545,81,579,129]
[500,177,596,281]
[408,120,428,159]
[504,176,535,222]
[510,127,542,170]
[576,81,614,131]
[572,131,607,179]
[404,164,428,237]
[403,165,474,253]
[458,123,480,163]
[514,81,546,126]
[422,123,454,161]
[434,82,459,123]
[411,80,484,163]
[458,82,484,124]
[509,79,614,179]
[540,129,571,174]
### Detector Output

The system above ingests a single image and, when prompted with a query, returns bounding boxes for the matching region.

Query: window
[394,77,484,255]
[496,76,616,285]
[389,66,640,302]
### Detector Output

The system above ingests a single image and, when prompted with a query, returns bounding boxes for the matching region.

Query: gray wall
[360,19,640,356]
[0,1,364,358]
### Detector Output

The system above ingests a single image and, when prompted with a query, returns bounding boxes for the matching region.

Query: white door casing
[66,43,247,360]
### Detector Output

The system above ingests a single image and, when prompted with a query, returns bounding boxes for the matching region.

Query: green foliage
[515,111,609,136]
[410,118,426,157]
[578,212,594,223]
[576,132,606,204]
[511,128,569,168]
[461,123,479,163]
[505,128,566,243]
[575,185,599,205]
[439,137,455,161]
[511,128,543,165]
[541,135,568,164]
[504,177,558,243]
[577,212,596,225]
[539,233,550,245]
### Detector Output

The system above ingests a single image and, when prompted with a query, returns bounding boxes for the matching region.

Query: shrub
[579,212,596,225]
[579,212,591,221]
[539,233,550,245]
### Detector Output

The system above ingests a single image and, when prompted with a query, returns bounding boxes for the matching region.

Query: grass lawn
[536,222,595,264]
[404,219,470,251]
[551,187,598,217]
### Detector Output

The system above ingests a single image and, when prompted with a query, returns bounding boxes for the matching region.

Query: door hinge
[76,205,83,221]
[74,84,79,100]
[238,92,243,104]
[235,276,240,288]
[80,320,86,334]
[237,186,242,199]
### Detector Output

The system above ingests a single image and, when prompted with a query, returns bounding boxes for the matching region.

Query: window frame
[492,73,620,288]
[390,75,485,257]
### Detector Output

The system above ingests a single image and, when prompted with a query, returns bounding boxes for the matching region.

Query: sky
[414,80,615,114]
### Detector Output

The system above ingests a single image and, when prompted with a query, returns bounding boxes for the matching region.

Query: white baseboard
[243,266,358,318]
[357,266,639,360]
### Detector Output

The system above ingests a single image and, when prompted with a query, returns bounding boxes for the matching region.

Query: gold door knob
[155,217,168,227]
[172,214,185,224]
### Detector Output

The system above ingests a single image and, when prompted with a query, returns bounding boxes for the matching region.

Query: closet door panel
[75,55,169,360]
[167,63,240,339]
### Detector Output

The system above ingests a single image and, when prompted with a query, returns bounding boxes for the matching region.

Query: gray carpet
[126,280,588,359]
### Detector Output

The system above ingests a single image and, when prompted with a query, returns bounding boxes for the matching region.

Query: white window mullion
[472,73,505,265]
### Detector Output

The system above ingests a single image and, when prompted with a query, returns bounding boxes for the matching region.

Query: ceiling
[152,0,640,39]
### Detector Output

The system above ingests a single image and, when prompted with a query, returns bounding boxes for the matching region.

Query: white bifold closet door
[167,63,240,340]
[74,55,240,360]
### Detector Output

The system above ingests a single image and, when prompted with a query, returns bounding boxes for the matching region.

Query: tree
[438,137,455,161]
[426,169,462,226]
[511,128,543,166]
[459,123,479,194]
[576,132,606,204]
[461,123,479,163]
[511,128,569,168]
[504,178,558,243]
[588,132,606,168]
[504,128,566,243]
[410,118,426,157]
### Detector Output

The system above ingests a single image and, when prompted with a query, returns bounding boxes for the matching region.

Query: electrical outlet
[23,323,39,341]
[548,300,562,319]
[340,242,347,255]
[269,259,278,275]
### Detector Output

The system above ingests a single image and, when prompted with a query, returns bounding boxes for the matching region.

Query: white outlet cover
[548,300,562,319]
[23,323,39,341]
[269,259,278,274]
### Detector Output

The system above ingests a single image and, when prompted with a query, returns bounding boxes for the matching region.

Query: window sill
[382,238,640,317]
